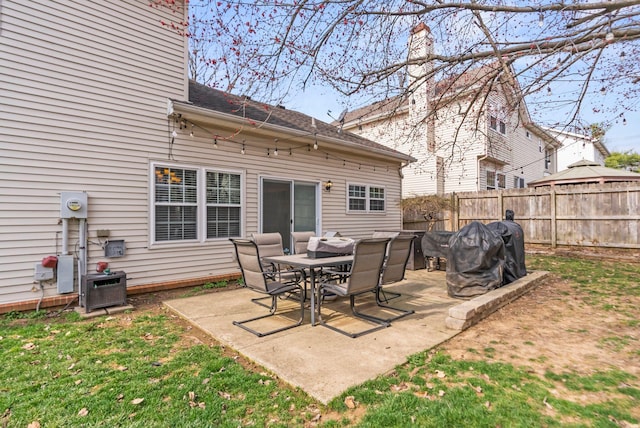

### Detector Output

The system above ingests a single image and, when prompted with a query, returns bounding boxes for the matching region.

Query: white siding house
[342,23,559,197]
[0,1,413,311]
[542,127,610,172]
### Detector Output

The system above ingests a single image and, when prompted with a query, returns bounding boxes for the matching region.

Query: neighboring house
[342,23,559,197]
[0,1,414,311]
[541,127,610,172]
[528,159,640,187]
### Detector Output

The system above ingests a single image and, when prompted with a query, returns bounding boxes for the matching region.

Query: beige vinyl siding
[160,133,404,241]
[0,0,188,304]
[0,0,405,307]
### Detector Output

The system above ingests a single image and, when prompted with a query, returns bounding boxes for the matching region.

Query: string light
[170,116,393,173]
[538,10,544,27]
[190,124,194,137]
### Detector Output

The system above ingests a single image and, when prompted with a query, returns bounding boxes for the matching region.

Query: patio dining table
[262,253,353,326]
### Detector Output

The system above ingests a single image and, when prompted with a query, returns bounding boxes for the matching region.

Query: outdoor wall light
[324,180,333,192]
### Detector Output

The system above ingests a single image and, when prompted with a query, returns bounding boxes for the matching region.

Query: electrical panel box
[104,240,126,258]
[34,263,54,281]
[60,191,88,219]
[56,255,75,293]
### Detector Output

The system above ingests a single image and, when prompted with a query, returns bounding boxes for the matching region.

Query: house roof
[341,62,557,146]
[542,126,610,157]
[343,62,505,126]
[169,81,415,163]
[528,159,640,187]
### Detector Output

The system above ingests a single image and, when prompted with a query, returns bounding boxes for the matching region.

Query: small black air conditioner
[81,271,127,313]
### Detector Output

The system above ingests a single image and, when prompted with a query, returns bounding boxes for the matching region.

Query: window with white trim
[348,184,385,212]
[497,173,506,189]
[206,171,241,238]
[486,171,496,190]
[489,115,506,135]
[514,177,525,188]
[153,164,242,242]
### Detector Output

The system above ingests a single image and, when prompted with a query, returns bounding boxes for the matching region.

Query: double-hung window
[206,171,241,239]
[348,184,385,212]
[486,171,496,190]
[153,164,242,243]
[154,167,198,241]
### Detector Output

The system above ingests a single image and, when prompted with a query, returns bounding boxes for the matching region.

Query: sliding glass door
[261,179,317,253]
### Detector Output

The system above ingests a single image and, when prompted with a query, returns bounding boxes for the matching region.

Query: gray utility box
[81,271,127,313]
[375,230,426,270]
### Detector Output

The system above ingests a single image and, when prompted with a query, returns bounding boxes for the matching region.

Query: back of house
[0,1,413,311]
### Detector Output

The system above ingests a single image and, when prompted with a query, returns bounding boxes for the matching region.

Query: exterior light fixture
[324,180,333,192]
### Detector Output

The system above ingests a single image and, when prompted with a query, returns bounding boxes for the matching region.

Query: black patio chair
[230,239,305,337]
[317,237,391,338]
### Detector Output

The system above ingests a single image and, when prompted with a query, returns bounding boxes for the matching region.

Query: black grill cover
[421,231,454,258]
[487,220,527,284]
[446,221,505,298]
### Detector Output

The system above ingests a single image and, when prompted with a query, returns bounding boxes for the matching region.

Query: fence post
[497,190,504,221]
[550,188,557,248]
[451,192,458,231]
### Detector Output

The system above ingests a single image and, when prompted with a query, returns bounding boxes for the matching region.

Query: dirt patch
[440,275,639,376]
[439,270,640,414]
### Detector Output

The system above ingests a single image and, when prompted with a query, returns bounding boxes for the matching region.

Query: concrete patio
[164,269,547,404]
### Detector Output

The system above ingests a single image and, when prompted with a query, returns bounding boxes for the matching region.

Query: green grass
[1,254,639,427]
[180,280,230,297]
[0,313,316,427]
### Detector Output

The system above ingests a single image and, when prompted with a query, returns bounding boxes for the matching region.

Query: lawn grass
[1,254,639,427]
[0,313,317,427]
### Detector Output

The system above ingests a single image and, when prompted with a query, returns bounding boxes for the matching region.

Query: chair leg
[234,289,305,337]
[375,288,415,322]
[319,293,390,338]
[377,288,402,303]
[253,277,307,308]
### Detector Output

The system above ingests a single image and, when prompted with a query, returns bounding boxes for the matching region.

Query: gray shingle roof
[186,80,414,161]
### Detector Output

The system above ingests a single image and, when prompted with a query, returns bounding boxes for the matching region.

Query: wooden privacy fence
[403,182,640,249]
